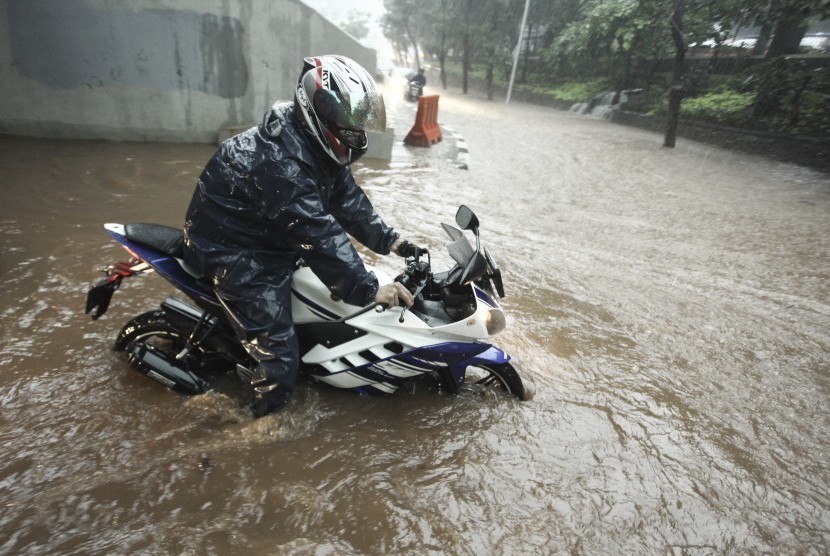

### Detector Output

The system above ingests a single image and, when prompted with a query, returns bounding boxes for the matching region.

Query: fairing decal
[290,288,340,321]
[474,286,499,309]
[310,341,499,393]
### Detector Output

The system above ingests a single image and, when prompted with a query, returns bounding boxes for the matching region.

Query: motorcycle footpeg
[235,364,255,382]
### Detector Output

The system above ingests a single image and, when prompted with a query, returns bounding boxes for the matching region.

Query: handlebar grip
[395,240,424,258]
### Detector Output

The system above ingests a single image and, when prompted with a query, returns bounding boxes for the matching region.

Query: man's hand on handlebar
[392,239,424,258]
[375,282,414,308]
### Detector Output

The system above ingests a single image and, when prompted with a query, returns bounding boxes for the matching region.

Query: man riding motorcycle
[408,67,426,88]
[183,55,417,417]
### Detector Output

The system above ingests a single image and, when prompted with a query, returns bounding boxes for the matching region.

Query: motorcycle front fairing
[294,264,511,394]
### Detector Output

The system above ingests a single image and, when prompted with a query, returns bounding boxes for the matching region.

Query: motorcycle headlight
[486,309,506,335]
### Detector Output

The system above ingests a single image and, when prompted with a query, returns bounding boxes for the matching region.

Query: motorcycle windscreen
[447,236,475,268]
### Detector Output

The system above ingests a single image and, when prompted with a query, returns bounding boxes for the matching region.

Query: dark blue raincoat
[183,101,399,392]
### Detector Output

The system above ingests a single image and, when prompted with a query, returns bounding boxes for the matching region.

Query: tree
[542,0,664,84]
[750,1,776,55]
[419,0,455,89]
[382,0,431,68]
[386,0,828,144]
[765,0,830,58]
[341,10,371,41]
[662,0,748,146]
[517,0,561,83]
[471,0,516,99]
[664,0,686,148]
[460,0,476,94]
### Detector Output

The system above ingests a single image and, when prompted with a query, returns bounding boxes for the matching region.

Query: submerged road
[0,81,828,553]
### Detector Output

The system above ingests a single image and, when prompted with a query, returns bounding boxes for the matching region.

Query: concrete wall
[0,0,377,143]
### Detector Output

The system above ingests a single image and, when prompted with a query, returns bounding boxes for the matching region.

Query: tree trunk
[461,0,471,95]
[766,19,809,58]
[462,32,470,94]
[439,52,447,90]
[521,22,532,83]
[613,35,633,105]
[664,0,687,148]
[439,0,447,89]
[486,7,498,100]
[752,20,773,56]
[408,26,421,71]
[786,73,812,130]
[664,86,683,148]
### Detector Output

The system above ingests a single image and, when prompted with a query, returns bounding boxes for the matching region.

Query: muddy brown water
[1,85,828,554]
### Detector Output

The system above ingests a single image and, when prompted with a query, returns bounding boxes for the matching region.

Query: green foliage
[383,0,830,139]
[742,59,830,135]
[541,0,672,81]
[680,91,755,125]
[546,80,611,102]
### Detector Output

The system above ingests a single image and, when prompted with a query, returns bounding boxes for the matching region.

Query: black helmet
[294,55,386,166]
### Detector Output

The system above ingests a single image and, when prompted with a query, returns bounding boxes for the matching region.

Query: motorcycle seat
[124,223,184,257]
[123,223,207,281]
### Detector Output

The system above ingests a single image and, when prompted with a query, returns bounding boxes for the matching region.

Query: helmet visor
[332,127,368,150]
[310,86,386,134]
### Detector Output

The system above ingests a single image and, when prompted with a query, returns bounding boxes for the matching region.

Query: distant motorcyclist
[408,67,426,88]
[183,55,416,417]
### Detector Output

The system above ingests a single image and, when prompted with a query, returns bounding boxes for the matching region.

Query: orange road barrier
[404,95,443,147]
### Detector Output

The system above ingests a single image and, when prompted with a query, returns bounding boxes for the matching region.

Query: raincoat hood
[260,101,322,169]
[261,100,292,138]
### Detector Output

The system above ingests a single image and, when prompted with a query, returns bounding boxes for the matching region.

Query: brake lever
[399,280,428,323]
[397,249,431,323]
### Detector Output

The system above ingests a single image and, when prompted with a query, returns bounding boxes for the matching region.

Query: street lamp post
[506,0,530,105]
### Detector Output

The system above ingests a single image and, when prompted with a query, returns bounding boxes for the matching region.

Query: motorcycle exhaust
[126,342,209,395]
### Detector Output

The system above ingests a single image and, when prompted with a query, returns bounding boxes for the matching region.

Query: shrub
[680,91,755,125]
[548,79,610,102]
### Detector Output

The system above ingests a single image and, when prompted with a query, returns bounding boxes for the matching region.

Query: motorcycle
[404,80,423,102]
[85,205,527,406]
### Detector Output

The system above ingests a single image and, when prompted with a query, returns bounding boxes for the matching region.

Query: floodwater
[1,82,828,554]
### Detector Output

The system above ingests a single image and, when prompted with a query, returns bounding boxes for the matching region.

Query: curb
[442,124,470,170]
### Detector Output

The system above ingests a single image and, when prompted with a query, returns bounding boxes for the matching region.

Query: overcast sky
[303,0,385,23]
[302,0,392,56]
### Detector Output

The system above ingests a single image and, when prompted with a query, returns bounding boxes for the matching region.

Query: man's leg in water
[212,258,298,416]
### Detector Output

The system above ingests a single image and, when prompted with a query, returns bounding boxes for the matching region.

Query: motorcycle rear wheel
[114,310,184,353]
[462,363,526,400]
[115,310,220,394]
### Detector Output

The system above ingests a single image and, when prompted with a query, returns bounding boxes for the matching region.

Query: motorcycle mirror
[455,205,479,231]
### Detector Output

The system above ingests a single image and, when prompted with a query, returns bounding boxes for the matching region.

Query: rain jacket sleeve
[329,166,399,255]
[270,162,384,307]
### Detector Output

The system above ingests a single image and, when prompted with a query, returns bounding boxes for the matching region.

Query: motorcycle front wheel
[462,363,526,400]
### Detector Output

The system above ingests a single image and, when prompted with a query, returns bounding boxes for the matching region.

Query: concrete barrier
[404,95,443,147]
[365,128,395,161]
